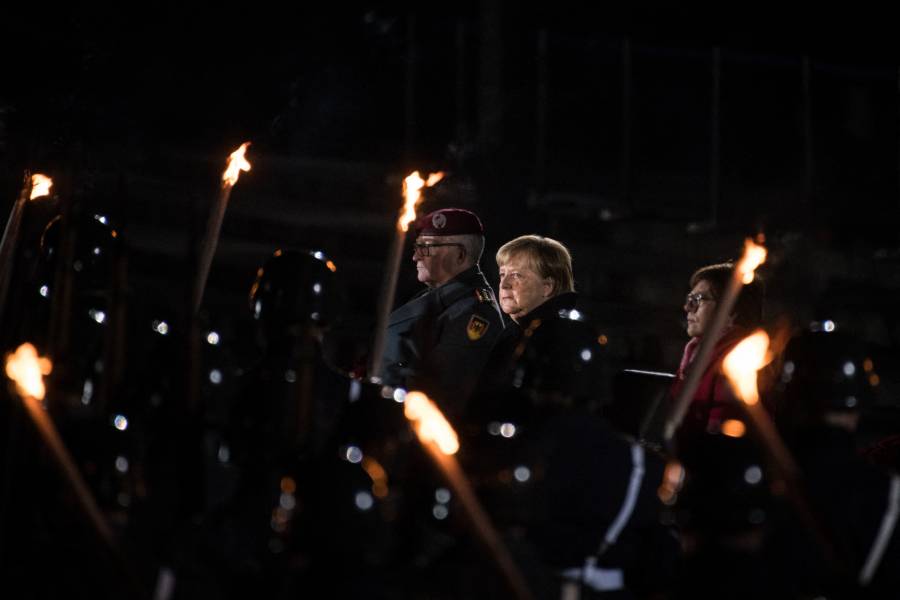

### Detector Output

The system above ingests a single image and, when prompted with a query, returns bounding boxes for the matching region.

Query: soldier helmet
[38,212,122,294]
[775,324,878,422]
[248,248,341,332]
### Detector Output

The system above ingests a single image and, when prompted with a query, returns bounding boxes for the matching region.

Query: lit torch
[721,330,798,476]
[367,170,444,380]
[4,343,116,549]
[29,174,53,200]
[664,236,768,442]
[192,142,252,312]
[722,330,770,406]
[403,391,533,600]
[0,173,54,322]
[720,330,842,569]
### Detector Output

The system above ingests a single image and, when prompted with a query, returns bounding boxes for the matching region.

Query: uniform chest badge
[466,315,490,341]
[474,288,497,308]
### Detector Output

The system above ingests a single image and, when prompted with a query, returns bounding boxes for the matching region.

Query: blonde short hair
[496,235,574,295]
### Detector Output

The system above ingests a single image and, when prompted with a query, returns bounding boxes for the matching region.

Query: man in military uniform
[380,207,504,418]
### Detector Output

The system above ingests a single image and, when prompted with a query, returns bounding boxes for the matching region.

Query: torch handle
[664,271,744,442]
[21,396,116,546]
[0,173,31,324]
[192,184,232,313]
[425,443,535,600]
[742,399,798,478]
[20,395,150,597]
[368,228,407,380]
[738,395,845,574]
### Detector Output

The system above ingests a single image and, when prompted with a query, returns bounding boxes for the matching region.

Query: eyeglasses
[413,242,463,257]
[684,292,715,311]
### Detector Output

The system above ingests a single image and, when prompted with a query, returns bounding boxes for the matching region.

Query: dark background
[0,9,899,367]
[3,3,900,381]
[3,2,900,595]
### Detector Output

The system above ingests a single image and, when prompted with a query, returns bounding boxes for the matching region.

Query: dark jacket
[380,265,504,418]
[486,291,580,377]
[533,412,677,598]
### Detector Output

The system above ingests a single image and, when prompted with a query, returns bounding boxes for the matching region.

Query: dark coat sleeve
[411,293,504,419]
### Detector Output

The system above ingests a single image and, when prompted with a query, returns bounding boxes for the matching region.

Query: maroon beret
[415,208,484,236]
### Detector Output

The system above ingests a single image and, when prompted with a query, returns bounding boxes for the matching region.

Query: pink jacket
[669,326,748,437]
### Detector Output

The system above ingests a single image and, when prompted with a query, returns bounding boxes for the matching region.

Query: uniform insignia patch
[466,315,490,341]
[432,212,447,229]
[474,288,495,305]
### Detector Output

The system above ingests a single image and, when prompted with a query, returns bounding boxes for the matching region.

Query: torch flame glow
[5,343,53,401]
[737,238,767,284]
[222,142,252,187]
[403,391,459,455]
[721,419,747,438]
[399,171,445,232]
[30,174,53,200]
[362,456,389,498]
[722,330,771,406]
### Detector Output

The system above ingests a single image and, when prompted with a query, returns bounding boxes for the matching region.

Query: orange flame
[399,171,445,232]
[657,460,685,505]
[737,238,767,284]
[29,174,53,200]
[403,391,459,455]
[721,419,747,438]
[722,330,772,406]
[362,456,389,498]
[5,343,53,401]
[222,142,252,187]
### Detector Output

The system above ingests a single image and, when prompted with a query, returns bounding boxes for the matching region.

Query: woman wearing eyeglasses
[669,262,766,442]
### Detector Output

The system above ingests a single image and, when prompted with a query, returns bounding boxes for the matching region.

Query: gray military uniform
[380,265,505,418]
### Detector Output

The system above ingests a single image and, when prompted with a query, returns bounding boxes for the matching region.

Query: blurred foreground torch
[0,173,53,320]
[5,343,116,548]
[721,330,844,569]
[721,330,798,477]
[193,142,251,312]
[367,171,443,380]
[403,391,534,600]
[664,237,767,442]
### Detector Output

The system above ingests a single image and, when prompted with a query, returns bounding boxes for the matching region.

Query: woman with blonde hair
[474,234,599,407]
[495,234,576,324]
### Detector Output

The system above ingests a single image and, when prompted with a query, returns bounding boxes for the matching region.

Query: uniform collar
[432,265,487,309]
[389,265,487,323]
[516,291,579,326]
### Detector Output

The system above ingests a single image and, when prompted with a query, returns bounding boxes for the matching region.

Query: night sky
[4,3,900,354]
[7,4,900,162]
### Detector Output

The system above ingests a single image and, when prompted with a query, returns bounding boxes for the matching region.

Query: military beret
[415,208,484,236]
